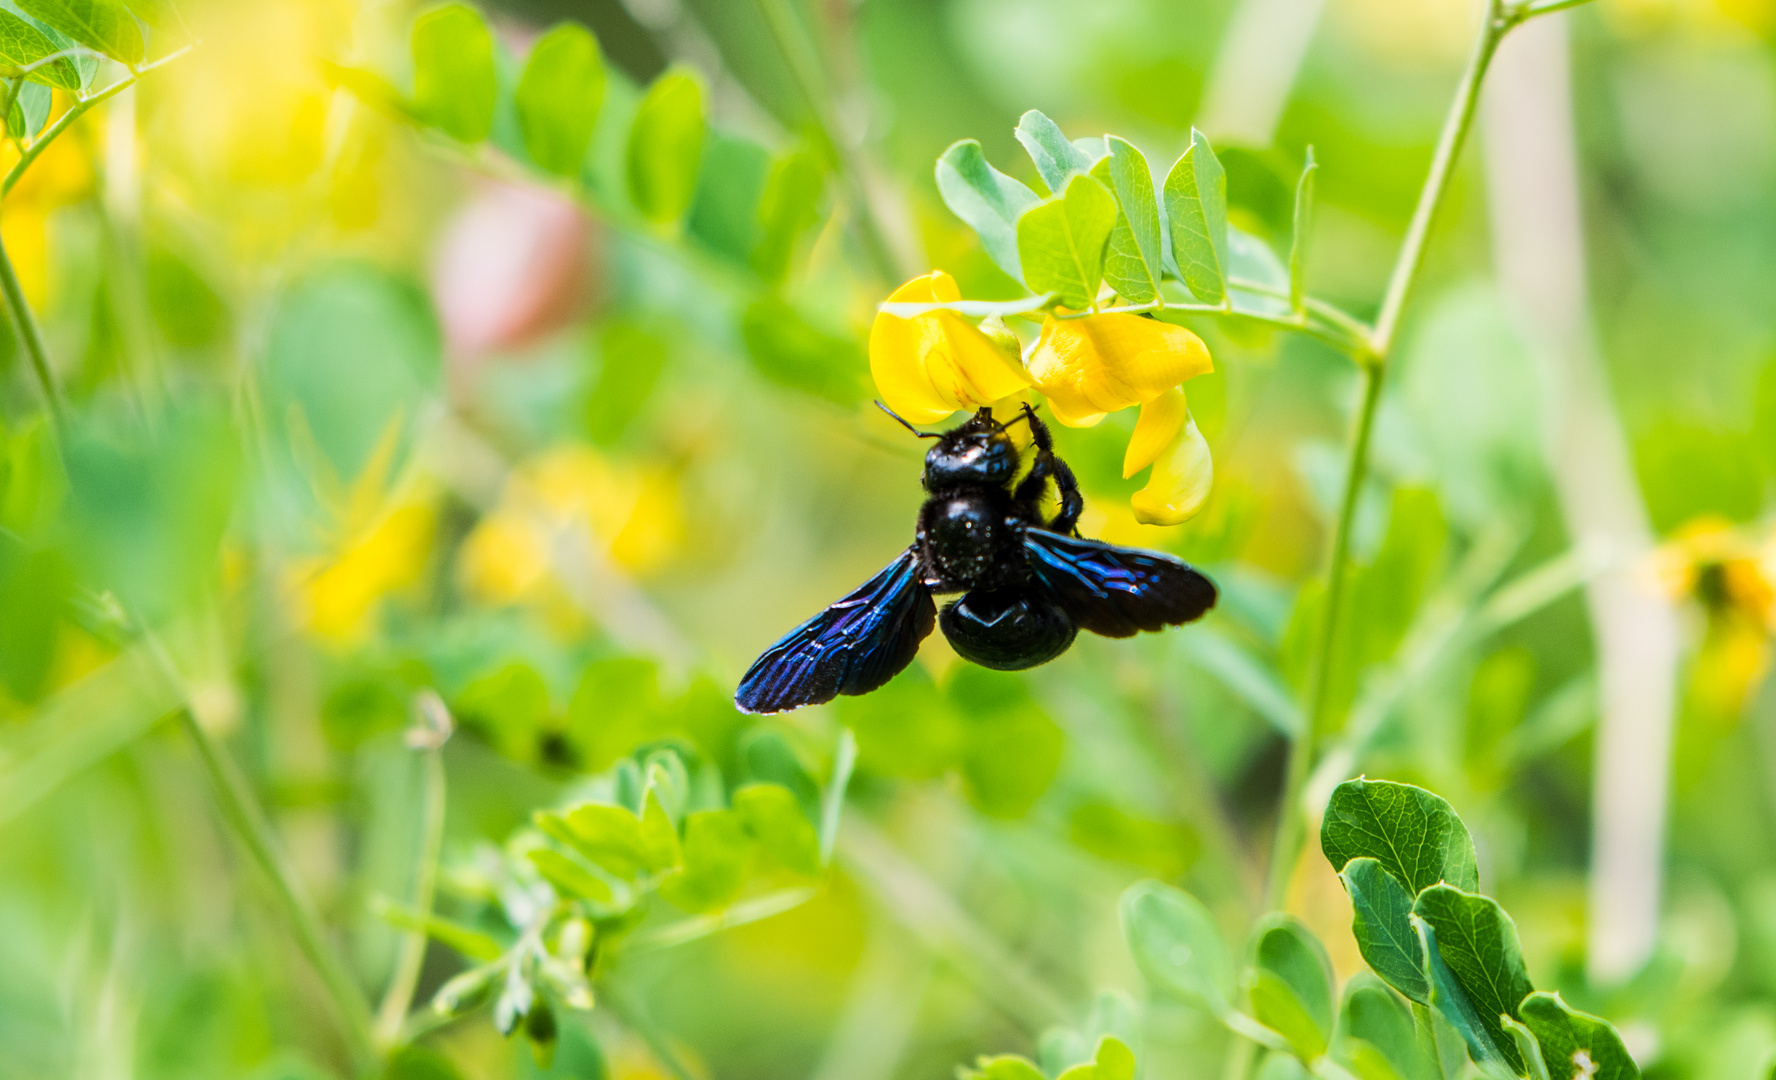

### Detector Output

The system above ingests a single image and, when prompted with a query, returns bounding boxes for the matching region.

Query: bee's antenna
[875,400,941,439]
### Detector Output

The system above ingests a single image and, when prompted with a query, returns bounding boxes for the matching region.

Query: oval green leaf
[1093,136,1164,304]
[0,9,84,91]
[753,145,825,284]
[1414,886,1534,1077]
[936,138,1040,284]
[1519,992,1641,1080]
[1015,109,1096,194]
[627,66,706,226]
[410,2,497,143]
[14,0,139,65]
[1163,129,1228,305]
[1321,778,1480,896]
[1017,172,1116,310]
[1340,857,1431,1004]
[1120,879,1234,1015]
[516,21,606,176]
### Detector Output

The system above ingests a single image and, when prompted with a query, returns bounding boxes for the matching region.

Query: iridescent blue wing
[735,547,936,714]
[1023,528,1217,638]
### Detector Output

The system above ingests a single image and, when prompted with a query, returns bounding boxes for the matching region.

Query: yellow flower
[1026,313,1215,525]
[870,271,1032,423]
[301,491,438,643]
[1025,313,1212,426]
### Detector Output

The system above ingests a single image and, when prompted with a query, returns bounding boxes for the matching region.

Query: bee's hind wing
[735,547,936,714]
[1022,528,1217,638]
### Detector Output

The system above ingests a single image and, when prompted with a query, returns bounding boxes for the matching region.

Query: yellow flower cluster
[870,271,1214,525]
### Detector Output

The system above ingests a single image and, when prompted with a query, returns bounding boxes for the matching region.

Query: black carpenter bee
[734,403,1218,714]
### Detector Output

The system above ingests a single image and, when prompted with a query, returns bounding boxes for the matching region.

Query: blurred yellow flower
[1026,313,1215,525]
[301,493,438,643]
[869,270,1031,423]
[1653,516,1776,723]
[459,446,684,607]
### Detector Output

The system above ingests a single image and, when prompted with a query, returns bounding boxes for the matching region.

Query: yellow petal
[869,270,1030,423]
[1027,313,1213,424]
[1123,386,1187,478]
[1130,413,1213,526]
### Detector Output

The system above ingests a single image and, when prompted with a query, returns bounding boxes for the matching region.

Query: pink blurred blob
[431,179,597,361]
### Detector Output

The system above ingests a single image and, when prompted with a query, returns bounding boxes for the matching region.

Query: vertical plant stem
[750,0,905,285]
[373,743,448,1048]
[176,706,380,1071]
[1260,0,1509,912]
[0,233,66,435]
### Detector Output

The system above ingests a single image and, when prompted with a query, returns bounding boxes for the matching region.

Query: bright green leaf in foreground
[1093,136,1165,304]
[1412,883,1533,1069]
[0,9,84,90]
[516,21,606,176]
[1016,109,1098,193]
[1321,778,1480,895]
[15,0,140,64]
[1519,992,1641,1080]
[1017,172,1117,310]
[410,3,497,143]
[936,139,1041,284]
[1163,129,1229,305]
[1340,857,1431,1004]
[627,66,706,226]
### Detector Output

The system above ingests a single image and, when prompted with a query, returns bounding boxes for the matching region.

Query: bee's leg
[1014,404,1085,535]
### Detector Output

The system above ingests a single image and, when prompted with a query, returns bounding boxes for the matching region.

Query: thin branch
[373,693,453,1049]
[1508,0,1600,22]
[0,232,64,435]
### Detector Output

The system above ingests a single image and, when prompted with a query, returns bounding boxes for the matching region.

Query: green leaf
[752,146,825,284]
[0,8,84,90]
[1320,779,1479,895]
[515,21,605,176]
[1163,129,1229,305]
[1248,916,1334,1060]
[739,729,820,818]
[526,848,616,903]
[386,1044,469,1080]
[1092,136,1165,304]
[1016,172,1117,310]
[1518,993,1641,1080]
[1340,857,1431,1004]
[658,808,748,912]
[410,3,496,143]
[734,782,821,877]
[1504,1015,1553,1080]
[627,66,705,226]
[544,801,676,880]
[1289,147,1316,315]
[1340,979,1432,1080]
[1068,801,1198,877]
[962,1056,1048,1080]
[684,134,769,265]
[0,541,68,703]
[1015,109,1097,193]
[1417,918,1517,1079]
[935,138,1041,284]
[14,0,138,64]
[739,296,866,405]
[4,76,44,140]
[1227,226,1291,316]
[584,320,668,447]
[1414,888,1533,1079]
[453,662,549,761]
[1056,1036,1137,1080]
[1335,1039,1407,1080]
[376,902,505,962]
[1120,880,1234,1015]
[563,656,662,770]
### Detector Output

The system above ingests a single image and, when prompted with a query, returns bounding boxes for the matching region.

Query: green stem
[0,232,65,433]
[1260,0,1510,912]
[750,0,904,285]
[373,741,448,1048]
[138,630,377,1072]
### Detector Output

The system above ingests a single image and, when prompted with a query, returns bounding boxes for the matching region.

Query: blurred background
[1,0,1775,1077]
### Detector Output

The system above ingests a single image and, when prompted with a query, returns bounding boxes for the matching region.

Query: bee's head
[923,409,1017,488]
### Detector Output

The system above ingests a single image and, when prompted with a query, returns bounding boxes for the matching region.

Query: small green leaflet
[1519,993,1641,1080]
[515,22,606,177]
[1016,172,1116,310]
[1418,919,1520,1080]
[410,3,497,143]
[1120,880,1235,1015]
[627,66,706,226]
[1321,778,1481,896]
[0,6,84,91]
[1339,857,1431,1004]
[752,146,825,284]
[1163,129,1229,306]
[1414,885,1534,1077]
[14,0,138,65]
[1015,109,1098,193]
[8,78,49,139]
[1247,915,1335,1061]
[1090,136,1164,304]
[935,139,1040,284]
